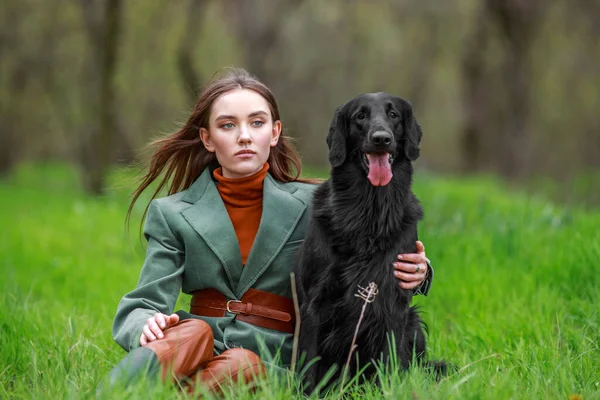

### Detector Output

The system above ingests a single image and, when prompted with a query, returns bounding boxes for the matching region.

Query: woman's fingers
[140,313,176,346]
[394,241,428,291]
[140,332,148,346]
[150,317,165,339]
[155,313,167,329]
[396,240,427,262]
[397,253,427,264]
[399,280,422,290]
[416,240,425,253]
[394,261,427,275]
[167,313,180,328]
[142,324,157,342]
[394,270,426,282]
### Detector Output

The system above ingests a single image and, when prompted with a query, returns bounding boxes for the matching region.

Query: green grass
[1,163,599,399]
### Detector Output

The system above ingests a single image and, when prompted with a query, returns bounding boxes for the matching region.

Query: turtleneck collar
[212,163,269,207]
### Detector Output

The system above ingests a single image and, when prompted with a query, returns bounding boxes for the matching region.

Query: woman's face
[200,89,281,179]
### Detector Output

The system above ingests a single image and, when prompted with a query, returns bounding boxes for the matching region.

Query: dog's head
[326,92,422,186]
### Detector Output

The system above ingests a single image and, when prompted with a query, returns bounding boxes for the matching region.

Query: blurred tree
[492,0,543,179]
[0,0,597,204]
[392,1,442,110]
[79,0,124,195]
[177,0,211,104]
[460,1,492,174]
[575,0,600,170]
[0,1,61,174]
[225,0,305,83]
[461,0,543,179]
[0,3,21,175]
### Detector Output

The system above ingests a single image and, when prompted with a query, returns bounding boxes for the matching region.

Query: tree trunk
[576,1,600,169]
[489,0,542,179]
[403,6,441,110]
[460,3,491,173]
[461,0,542,178]
[177,0,210,105]
[227,0,305,82]
[0,2,22,175]
[80,0,123,195]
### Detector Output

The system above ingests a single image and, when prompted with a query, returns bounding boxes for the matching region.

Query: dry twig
[339,282,379,394]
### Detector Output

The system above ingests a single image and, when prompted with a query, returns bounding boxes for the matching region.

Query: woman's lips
[235,150,255,159]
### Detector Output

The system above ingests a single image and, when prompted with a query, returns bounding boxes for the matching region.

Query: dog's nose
[372,131,392,146]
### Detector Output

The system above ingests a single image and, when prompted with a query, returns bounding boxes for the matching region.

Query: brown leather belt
[190,288,295,334]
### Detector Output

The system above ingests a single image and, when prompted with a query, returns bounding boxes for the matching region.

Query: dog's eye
[356,112,366,120]
[389,111,398,119]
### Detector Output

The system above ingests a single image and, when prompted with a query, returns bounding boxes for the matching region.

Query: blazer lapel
[181,170,242,293]
[235,174,307,297]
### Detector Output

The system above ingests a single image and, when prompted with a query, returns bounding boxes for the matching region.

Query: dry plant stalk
[340,282,379,393]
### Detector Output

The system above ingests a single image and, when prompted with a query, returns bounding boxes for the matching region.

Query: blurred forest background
[1,0,599,205]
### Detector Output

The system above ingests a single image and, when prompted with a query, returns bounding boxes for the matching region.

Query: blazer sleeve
[413,258,434,296]
[112,200,185,351]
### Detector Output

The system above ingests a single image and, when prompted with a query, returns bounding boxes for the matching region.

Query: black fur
[295,93,434,392]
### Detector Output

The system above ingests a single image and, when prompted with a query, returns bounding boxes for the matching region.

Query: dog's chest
[321,194,420,250]
[332,249,408,305]
[323,254,410,349]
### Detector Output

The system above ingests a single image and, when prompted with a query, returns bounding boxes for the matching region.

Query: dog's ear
[402,102,423,161]
[326,105,347,167]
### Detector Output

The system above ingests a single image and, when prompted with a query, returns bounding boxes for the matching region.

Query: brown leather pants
[144,318,266,395]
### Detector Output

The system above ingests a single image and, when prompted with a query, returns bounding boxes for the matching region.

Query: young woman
[104,68,433,395]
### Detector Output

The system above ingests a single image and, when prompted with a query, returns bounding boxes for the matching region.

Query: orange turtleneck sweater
[213,163,269,265]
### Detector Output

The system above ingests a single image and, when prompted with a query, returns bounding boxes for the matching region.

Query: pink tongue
[366,153,392,186]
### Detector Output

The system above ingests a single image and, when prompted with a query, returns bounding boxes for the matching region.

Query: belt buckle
[226,299,242,314]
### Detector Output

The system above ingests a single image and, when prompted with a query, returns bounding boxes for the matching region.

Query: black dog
[295,93,440,391]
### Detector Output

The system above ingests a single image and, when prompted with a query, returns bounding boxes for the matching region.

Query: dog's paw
[424,360,456,380]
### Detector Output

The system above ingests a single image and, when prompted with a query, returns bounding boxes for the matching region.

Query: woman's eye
[221,123,234,129]
[389,111,398,118]
[356,112,366,120]
[252,120,264,127]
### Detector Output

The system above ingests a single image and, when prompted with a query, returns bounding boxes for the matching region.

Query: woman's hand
[140,313,180,346]
[394,241,428,290]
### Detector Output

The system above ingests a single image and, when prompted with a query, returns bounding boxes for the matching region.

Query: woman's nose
[238,125,252,143]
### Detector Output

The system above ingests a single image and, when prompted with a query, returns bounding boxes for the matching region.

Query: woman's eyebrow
[215,114,236,122]
[214,111,268,122]
[248,111,268,118]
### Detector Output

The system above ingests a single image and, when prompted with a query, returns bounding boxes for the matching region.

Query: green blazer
[113,168,316,366]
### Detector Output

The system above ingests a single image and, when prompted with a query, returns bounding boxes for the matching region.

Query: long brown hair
[127,67,315,227]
